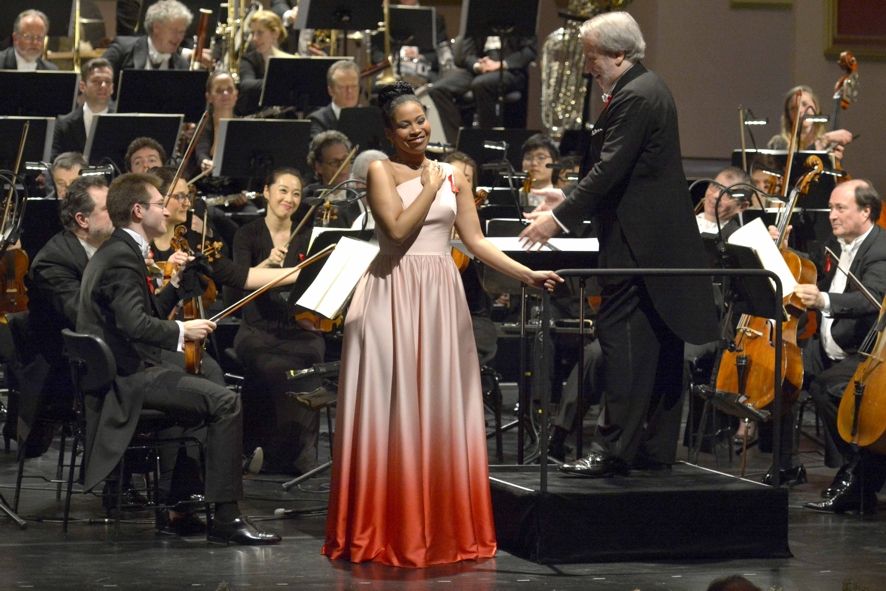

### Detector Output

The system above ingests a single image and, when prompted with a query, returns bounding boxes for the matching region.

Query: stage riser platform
[490,463,790,564]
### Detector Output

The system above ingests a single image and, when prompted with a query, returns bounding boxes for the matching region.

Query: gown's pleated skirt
[322,251,497,568]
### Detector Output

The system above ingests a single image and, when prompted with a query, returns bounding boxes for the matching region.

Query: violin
[714,156,823,416]
[0,249,29,316]
[452,189,488,272]
[837,295,886,454]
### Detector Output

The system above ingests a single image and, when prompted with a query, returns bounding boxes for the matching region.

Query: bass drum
[414,84,447,146]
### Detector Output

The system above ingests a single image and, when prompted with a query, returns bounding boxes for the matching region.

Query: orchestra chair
[60,329,208,535]
[456,88,528,132]
[0,312,78,519]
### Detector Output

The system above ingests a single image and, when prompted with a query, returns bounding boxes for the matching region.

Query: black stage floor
[1,384,885,590]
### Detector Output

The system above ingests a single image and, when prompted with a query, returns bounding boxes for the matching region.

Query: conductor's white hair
[144,0,193,33]
[351,150,389,183]
[580,11,646,62]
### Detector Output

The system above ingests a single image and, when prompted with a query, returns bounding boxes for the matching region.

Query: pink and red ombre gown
[322,164,497,568]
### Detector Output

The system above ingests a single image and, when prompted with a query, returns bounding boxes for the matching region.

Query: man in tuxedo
[102,0,191,87]
[520,12,719,476]
[789,180,886,513]
[427,32,535,144]
[52,59,115,160]
[49,152,88,199]
[77,172,280,544]
[0,10,57,71]
[696,167,753,239]
[307,60,360,137]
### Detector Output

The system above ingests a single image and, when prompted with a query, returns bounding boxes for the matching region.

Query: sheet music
[727,218,797,296]
[296,237,379,319]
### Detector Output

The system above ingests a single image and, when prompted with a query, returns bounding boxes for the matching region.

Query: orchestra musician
[305,130,361,228]
[307,60,360,137]
[235,10,294,116]
[519,12,719,477]
[0,10,57,71]
[126,136,167,172]
[428,32,536,144]
[232,167,325,475]
[102,0,192,87]
[52,59,116,160]
[767,85,853,160]
[76,172,281,545]
[784,180,886,510]
[49,152,88,200]
[520,133,559,207]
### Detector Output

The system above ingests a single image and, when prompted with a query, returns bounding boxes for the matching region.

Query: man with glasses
[1,9,58,70]
[305,130,363,228]
[52,59,116,160]
[77,172,282,545]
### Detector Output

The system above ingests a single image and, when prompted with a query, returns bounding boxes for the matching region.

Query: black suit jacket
[76,228,181,490]
[454,34,535,75]
[553,63,719,345]
[0,46,58,70]
[235,49,265,116]
[820,225,886,353]
[102,36,189,88]
[51,107,86,159]
[308,104,337,138]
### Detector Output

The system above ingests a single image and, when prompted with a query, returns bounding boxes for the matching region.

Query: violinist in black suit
[77,172,280,545]
[52,59,115,160]
[0,10,57,71]
[790,180,886,514]
[520,12,719,477]
[102,0,192,88]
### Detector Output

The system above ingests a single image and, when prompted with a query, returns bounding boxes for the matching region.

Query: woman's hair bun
[378,81,416,112]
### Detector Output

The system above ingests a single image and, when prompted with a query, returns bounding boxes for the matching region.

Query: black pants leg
[428,67,473,144]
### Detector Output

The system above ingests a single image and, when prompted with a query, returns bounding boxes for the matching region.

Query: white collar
[14,49,38,71]
[147,37,172,68]
[122,227,151,258]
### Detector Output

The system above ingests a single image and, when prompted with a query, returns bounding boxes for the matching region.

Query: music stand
[117,70,209,122]
[702,237,778,320]
[83,113,182,170]
[293,0,382,31]
[0,2,74,38]
[259,56,350,113]
[0,117,53,172]
[389,6,437,50]
[456,127,538,186]
[337,107,389,153]
[135,0,218,39]
[0,72,77,117]
[213,119,312,189]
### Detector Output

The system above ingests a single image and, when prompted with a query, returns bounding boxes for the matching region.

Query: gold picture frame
[826,0,886,60]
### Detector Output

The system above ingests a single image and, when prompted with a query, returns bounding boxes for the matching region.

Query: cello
[714,156,824,415]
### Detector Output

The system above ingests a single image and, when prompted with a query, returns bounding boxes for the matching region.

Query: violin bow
[1,120,29,244]
[164,109,211,208]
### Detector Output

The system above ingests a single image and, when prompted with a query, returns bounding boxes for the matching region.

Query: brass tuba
[540,0,632,139]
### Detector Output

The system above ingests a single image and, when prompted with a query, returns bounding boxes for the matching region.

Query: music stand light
[117,70,209,122]
[0,72,78,118]
[0,117,54,172]
[83,113,183,171]
[260,56,352,113]
[456,127,538,186]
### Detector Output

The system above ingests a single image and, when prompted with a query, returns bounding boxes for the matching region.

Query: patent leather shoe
[761,464,807,486]
[804,475,877,515]
[559,451,629,477]
[822,464,853,499]
[207,516,282,546]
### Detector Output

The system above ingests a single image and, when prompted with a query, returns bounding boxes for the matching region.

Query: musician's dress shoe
[207,516,282,545]
[804,474,877,515]
[822,464,853,499]
[158,512,207,537]
[559,451,629,477]
[761,464,807,486]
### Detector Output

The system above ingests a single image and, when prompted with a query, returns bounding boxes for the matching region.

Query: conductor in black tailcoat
[77,172,280,545]
[520,12,719,476]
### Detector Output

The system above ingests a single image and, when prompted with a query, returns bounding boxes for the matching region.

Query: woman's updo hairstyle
[378,81,421,128]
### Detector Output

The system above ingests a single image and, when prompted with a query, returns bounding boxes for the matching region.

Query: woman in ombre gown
[322,82,561,568]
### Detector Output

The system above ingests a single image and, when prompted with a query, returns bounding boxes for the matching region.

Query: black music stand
[0,2,74,39]
[213,119,312,189]
[337,107,389,153]
[389,6,436,50]
[135,0,218,39]
[259,56,349,113]
[116,70,209,122]
[733,149,835,209]
[0,117,53,172]
[0,72,77,118]
[459,0,539,126]
[293,0,382,32]
[83,113,182,170]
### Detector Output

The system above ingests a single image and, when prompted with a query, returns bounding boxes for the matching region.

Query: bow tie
[148,51,171,68]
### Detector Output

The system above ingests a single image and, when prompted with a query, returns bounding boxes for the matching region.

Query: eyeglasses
[17,33,45,43]
[170,192,191,204]
[140,200,166,209]
[522,154,552,164]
